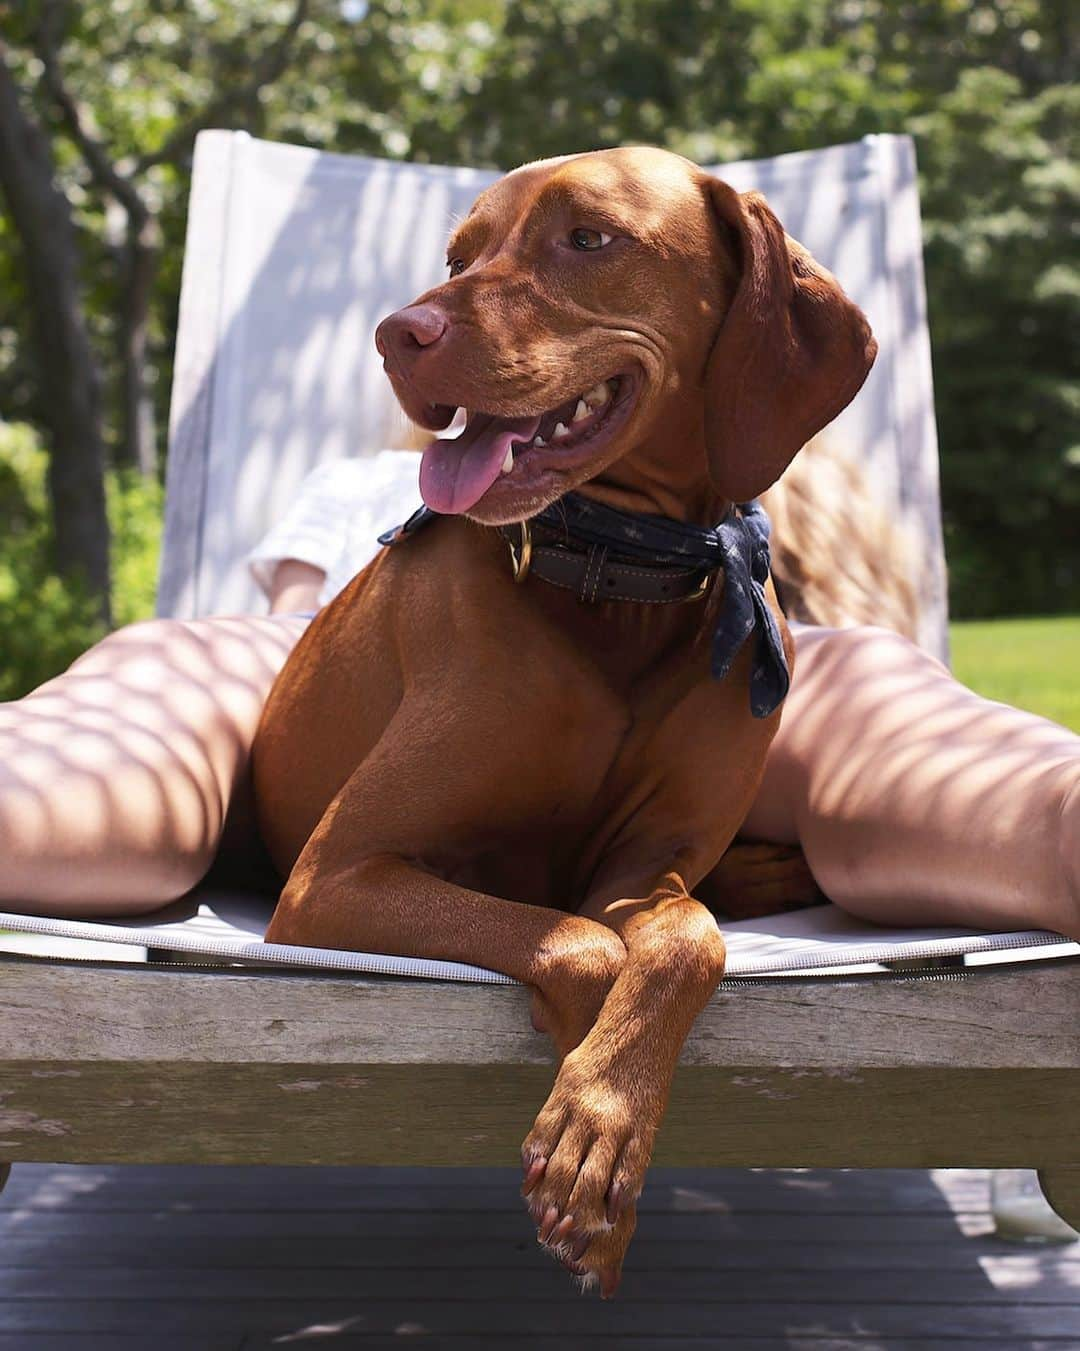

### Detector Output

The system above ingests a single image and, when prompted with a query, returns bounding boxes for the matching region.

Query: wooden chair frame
[1,955,1077,1229]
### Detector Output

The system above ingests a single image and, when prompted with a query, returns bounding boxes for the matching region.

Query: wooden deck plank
[1,1296,1078,1337]
[235,1342,1075,1350]
[0,1340,241,1351]
[0,1165,996,1212]
[8,1232,1068,1271]
[1,1165,1078,1346]
[0,1341,1070,1351]
[238,1342,1073,1350]
[6,1264,1080,1305]
[0,1208,1002,1244]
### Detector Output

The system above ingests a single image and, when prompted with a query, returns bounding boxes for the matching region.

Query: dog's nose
[375,304,448,361]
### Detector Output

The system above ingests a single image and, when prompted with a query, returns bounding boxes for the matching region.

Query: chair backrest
[159,132,947,659]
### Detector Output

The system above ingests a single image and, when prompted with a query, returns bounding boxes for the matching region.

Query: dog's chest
[372,529,738,902]
[419,624,726,906]
[423,678,726,908]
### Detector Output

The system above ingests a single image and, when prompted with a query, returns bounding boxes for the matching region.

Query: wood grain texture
[1,956,1077,1168]
[3,1060,1079,1168]
[2,955,1078,1068]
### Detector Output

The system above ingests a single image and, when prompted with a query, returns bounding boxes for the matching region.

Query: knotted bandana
[379,495,790,718]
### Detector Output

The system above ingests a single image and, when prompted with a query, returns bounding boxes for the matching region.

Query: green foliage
[107,464,164,628]
[915,72,1079,616]
[0,423,160,699]
[0,0,1077,638]
[950,615,1080,732]
[0,423,101,700]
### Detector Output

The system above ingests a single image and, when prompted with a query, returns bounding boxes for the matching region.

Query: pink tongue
[419,414,542,514]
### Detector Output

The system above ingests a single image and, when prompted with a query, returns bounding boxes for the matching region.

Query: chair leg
[1037,1167,1080,1237]
[0,1164,9,1197]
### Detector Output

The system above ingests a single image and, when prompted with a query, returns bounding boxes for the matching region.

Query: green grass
[950,615,1080,733]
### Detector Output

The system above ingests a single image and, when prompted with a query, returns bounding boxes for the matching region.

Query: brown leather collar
[380,495,788,715]
[497,520,714,605]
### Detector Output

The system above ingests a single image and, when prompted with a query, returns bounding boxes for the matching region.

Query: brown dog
[253,146,875,1295]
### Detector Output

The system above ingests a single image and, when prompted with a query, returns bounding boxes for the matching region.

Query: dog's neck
[575,418,726,527]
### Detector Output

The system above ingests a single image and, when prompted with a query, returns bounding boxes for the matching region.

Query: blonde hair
[760,436,922,640]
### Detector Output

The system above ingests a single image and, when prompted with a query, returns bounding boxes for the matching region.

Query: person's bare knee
[0,696,226,910]
[1052,775,1080,940]
[783,624,1080,935]
[0,614,305,914]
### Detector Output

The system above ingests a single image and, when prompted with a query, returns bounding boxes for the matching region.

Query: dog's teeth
[585,382,609,408]
[572,399,590,423]
[533,435,547,447]
[553,421,570,440]
[500,445,514,474]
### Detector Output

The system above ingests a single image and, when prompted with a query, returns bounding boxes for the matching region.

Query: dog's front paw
[533,1199,637,1298]
[520,1049,659,1296]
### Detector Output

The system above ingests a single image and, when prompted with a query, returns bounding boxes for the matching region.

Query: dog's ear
[702,179,877,502]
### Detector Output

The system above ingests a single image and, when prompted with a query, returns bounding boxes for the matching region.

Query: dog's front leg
[520,867,725,1296]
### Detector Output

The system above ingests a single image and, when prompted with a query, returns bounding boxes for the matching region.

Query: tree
[0,0,314,621]
[25,0,312,477]
[1,0,1076,628]
[0,40,110,617]
[915,70,1079,615]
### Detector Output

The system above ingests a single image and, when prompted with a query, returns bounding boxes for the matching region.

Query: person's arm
[248,462,354,612]
[268,559,326,615]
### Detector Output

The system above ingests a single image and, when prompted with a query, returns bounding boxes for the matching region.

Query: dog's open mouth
[419,373,637,515]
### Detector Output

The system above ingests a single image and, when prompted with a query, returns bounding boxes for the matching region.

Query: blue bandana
[379,495,789,719]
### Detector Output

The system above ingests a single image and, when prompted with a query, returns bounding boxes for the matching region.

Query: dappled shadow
[0,614,304,914]
[160,134,945,660]
[160,138,499,619]
[772,625,1080,936]
[715,137,945,656]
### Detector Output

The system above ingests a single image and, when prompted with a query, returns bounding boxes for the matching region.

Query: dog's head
[376,146,876,524]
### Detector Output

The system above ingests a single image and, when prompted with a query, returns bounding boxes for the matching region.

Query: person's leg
[740,623,1080,939]
[0,614,307,915]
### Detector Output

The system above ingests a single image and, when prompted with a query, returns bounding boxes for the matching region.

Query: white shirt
[248,452,424,607]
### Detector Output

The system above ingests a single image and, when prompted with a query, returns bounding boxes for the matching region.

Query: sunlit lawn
[950,615,1080,733]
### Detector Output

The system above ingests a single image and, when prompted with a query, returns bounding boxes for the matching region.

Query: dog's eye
[569,228,612,251]
[447,257,466,277]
